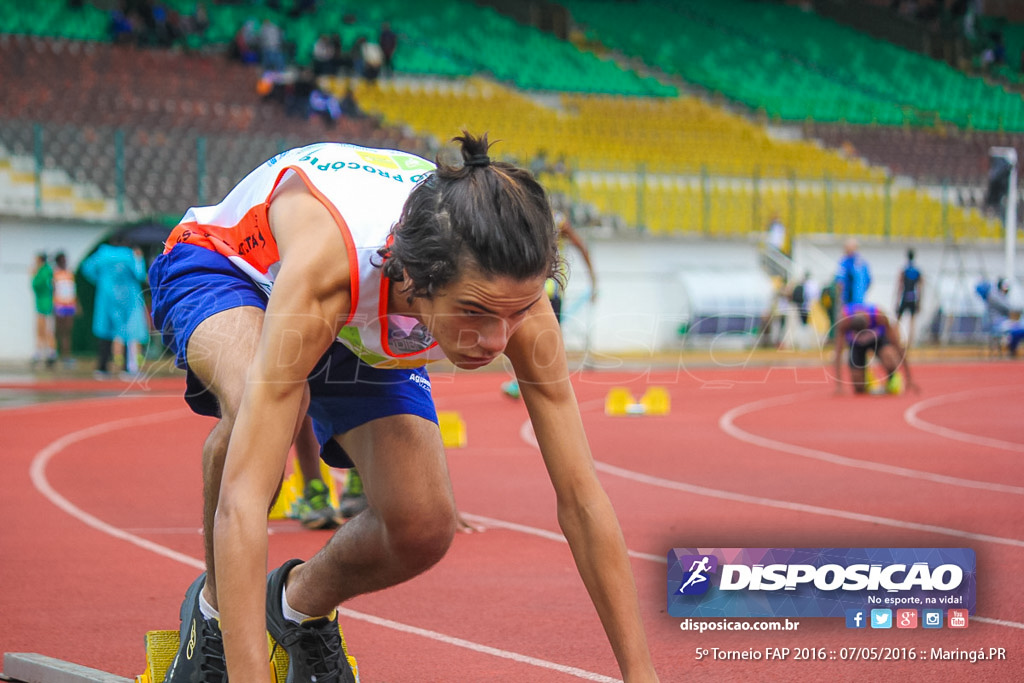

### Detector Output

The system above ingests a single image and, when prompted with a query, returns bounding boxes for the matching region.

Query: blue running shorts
[306,345,437,468]
[149,244,437,467]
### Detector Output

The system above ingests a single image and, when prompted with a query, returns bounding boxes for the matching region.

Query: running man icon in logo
[677,555,718,595]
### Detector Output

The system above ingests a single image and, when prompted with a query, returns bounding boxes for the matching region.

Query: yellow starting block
[864,367,903,395]
[269,460,342,521]
[136,627,358,683]
[605,387,671,416]
[640,387,671,415]
[438,410,467,448]
[605,387,638,416]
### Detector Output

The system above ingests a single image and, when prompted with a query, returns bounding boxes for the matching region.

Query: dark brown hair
[378,131,561,299]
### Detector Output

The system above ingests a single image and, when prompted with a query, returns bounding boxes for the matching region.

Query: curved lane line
[28,410,621,683]
[520,411,1024,548]
[904,387,1024,453]
[719,391,1024,495]
[522,416,1024,547]
[28,409,206,570]
[516,420,1024,629]
[591,460,1024,548]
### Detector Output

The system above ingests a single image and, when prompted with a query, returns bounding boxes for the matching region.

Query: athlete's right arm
[213,174,352,681]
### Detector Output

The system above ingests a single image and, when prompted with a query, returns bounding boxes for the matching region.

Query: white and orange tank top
[164,142,447,369]
[53,269,77,310]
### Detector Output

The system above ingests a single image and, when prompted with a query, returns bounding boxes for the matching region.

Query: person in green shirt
[30,252,56,367]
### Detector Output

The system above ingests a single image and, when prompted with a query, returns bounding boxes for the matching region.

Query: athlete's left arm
[505,299,658,683]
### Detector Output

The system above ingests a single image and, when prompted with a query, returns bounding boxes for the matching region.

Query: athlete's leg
[293,414,344,529]
[848,343,870,394]
[282,413,458,617]
[875,343,904,378]
[185,305,287,605]
[849,367,868,393]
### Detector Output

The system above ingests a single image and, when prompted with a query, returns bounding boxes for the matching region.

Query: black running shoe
[266,559,356,683]
[163,572,227,683]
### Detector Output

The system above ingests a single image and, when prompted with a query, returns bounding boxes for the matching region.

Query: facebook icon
[845,609,867,629]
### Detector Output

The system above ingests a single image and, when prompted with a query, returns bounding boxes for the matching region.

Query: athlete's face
[415,266,547,369]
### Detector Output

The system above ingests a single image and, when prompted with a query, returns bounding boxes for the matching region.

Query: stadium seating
[0,33,416,217]
[563,0,1024,131]
[0,1,1013,244]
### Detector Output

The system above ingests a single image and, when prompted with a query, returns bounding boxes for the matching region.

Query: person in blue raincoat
[80,238,149,378]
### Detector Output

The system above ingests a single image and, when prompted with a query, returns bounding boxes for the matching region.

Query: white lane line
[522,414,1024,547]
[29,410,206,571]
[904,387,1024,453]
[592,460,1024,548]
[719,391,1024,495]
[974,616,1024,630]
[335,608,620,682]
[517,416,1024,629]
[28,410,623,682]
[460,512,665,564]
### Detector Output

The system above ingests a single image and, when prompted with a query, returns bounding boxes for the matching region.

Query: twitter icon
[870,609,893,629]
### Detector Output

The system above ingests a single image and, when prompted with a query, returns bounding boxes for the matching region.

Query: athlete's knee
[381,495,458,573]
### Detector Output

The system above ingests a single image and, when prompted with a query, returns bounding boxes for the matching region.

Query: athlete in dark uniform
[833,303,916,394]
[895,248,923,347]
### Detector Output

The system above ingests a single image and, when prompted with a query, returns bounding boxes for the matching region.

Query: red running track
[1,360,1022,682]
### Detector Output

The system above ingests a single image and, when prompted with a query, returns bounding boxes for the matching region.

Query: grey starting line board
[1,653,132,683]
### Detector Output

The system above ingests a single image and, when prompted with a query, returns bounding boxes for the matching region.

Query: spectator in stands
[150,4,181,48]
[789,270,821,350]
[230,18,260,64]
[108,4,137,45]
[835,237,871,306]
[30,252,56,369]
[339,83,367,119]
[259,18,287,72]
[52,252,79,367]
[832,303,916,395]
[256,68,290,105]
[790,270,820,328]
[80,238,149,380]
[976,277,1024,356]
[894,248,924,347]
[379,21,397,77]
[308,82,343,128]
[311,33,337,77]
[359,38,384,82]
[350,35,367,79]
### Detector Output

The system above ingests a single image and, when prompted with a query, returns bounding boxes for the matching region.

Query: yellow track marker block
[640,387,671,415]
[605,387,639,416]
[438,410,467,448]
[137,628,358,682]
[135,630,178,683]
[268,460,342,521]
[268,469,303,521]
